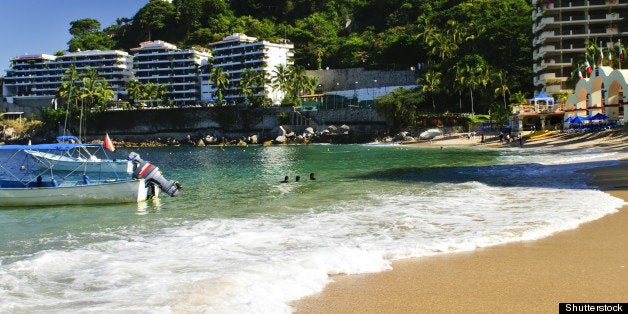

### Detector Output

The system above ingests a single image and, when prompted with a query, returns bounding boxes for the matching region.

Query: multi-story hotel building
[208,33,294,104]
[531,0,627,95]
[3,50,133,106]
[130,40,211,107]
[3,34,293,110]
[3,54,57,104]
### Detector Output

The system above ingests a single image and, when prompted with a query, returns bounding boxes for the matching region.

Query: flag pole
[599,40,603,67]
[619,39,622,70]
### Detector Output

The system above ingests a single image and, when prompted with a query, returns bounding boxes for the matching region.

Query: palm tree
[455,55,489,115]
[209,67,230,103]
[126,79,143,107]
[584,40,599,66]
[419,69,441,113]
[238,68,264,101]
[143,82,159,106]
[492,70,510,110]
[451,63,465,111]
[57,65,81,112]
[305,76,318,95]
[429,33,458,61]
[157,84,170,107]
[80,68,100,108]
[271,63,292,98]
[80,68,114,112]
[416,17,438,47]
[509,91,527,107]
[289,65,313,98]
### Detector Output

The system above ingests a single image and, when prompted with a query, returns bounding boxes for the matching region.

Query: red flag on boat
[103,133,115,152]
[620,43,624,61]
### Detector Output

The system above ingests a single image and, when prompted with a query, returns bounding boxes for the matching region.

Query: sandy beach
[294,129,627,313]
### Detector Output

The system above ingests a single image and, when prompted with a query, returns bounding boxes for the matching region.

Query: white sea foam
[2,185,623,313]
[0,149,625,313]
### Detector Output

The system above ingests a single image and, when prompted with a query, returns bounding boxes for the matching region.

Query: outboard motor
[128,152,181,197]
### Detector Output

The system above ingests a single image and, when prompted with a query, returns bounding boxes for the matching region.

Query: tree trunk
[469,88,475,115]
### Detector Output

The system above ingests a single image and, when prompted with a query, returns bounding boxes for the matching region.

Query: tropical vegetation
[59,0,539,131]
[50,66,117,136]
[126,80,171,108]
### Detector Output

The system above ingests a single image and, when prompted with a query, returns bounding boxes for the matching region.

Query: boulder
[249,134,258,144]
[275,135,287,143]
[419,128,443,140]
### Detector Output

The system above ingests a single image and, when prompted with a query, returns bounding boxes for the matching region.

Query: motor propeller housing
[128,152,181,197]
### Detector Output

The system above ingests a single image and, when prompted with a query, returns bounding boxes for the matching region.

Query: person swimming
[309,173,316,180]
[280,176,289,183]
[295,176,301,182]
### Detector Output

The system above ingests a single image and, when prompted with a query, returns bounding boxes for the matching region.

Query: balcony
[512,103,565,115]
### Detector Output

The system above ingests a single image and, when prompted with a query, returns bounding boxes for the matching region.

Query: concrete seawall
[82,106,386,143]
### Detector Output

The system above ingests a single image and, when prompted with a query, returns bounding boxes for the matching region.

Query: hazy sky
[0,0,149,72]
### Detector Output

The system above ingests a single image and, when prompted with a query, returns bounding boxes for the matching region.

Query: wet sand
[294,130,627,313]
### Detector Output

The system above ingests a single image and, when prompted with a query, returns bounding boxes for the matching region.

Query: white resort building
[510,66,627,135]
[3,54,57,104]
[531,0,627,95]
[564,66,626,121]
[131,40,211,107]
[3,50,133,107]
[208,33,294,104]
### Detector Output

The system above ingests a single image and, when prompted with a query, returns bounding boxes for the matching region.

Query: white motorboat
[0,142,181,206]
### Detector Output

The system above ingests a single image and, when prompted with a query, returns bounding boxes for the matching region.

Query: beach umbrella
[564,116,574,123]
[584,114,594,121]
[571,116,586,124]
[591,113,609,121]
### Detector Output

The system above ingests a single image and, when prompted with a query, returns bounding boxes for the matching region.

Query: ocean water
[0,144,625,313]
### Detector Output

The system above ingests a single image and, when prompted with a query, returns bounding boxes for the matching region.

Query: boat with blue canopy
[0,142,181,206]
[24,135,132,174]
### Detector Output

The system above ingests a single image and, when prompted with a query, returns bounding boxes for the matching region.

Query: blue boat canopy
[0,143,101,151]
[56,135,80,142]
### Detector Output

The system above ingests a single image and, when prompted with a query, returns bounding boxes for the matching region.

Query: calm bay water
[0,144,625,313]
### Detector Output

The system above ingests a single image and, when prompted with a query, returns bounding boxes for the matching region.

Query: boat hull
[0,179,151,206]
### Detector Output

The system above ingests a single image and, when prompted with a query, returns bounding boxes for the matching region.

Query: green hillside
[66,0,533,114]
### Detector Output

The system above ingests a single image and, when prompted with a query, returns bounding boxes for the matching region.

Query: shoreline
[293,131,627,313]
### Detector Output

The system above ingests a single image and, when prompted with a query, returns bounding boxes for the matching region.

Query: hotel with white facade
[3,34,295,109]
[208,33,294,104]
[532,0,627,95]
[3,50,133,105]
[131,40,211,107]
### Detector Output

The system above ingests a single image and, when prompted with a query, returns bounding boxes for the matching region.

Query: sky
[0,0,149,73]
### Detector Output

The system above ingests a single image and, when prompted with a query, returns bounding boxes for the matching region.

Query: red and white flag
[103,133,115,152]
[585,56,592,74]
[578,66,583,79]
[620,43,624,60]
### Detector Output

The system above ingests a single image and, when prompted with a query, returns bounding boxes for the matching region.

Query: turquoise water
[0,144,625,313]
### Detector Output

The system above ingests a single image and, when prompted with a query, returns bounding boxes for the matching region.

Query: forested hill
[69,0,533,91]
